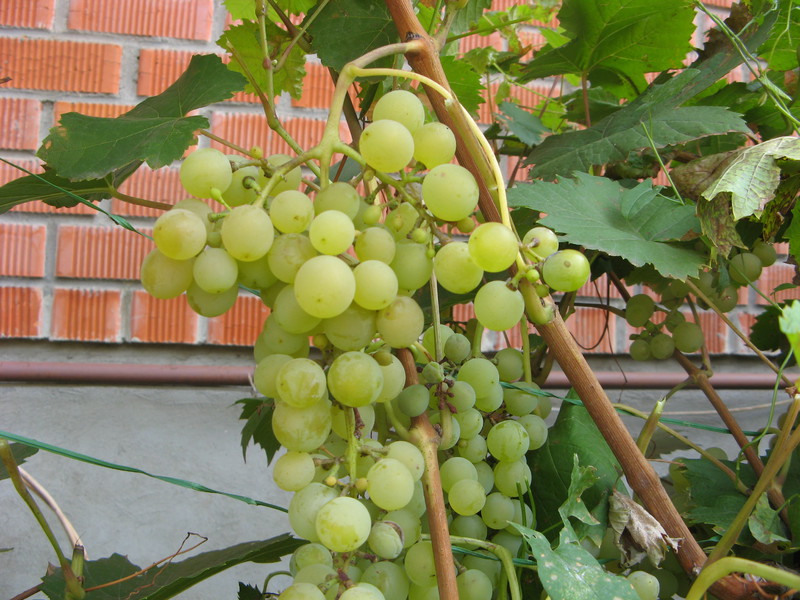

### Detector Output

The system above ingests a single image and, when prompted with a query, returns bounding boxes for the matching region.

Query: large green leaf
[440,56,485,115]
[508,174,705,279]
[41,536,304,600]
[521,0,695,92]
[38,55,246,180]
[0,169,113,214]
[758,0,800,70]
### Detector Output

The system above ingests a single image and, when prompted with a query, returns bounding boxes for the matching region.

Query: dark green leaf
[236,398,280,464]
[557,455,601,532]
[748,494,790,545]
[450,0,493,35]
[0,169,112,214]
[786,198,800,262]
[38,55,246,180]
[750,305,792,366]
[758,0,800,70]
[696,192,745,257]
[497,101,549,146]
[508,174,705,279]
[0,442,39,480]
[440,56,485,115]
[306,0,398,72]
[238,582,263,600]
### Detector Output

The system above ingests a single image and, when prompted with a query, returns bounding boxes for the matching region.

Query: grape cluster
[137,88,589,599]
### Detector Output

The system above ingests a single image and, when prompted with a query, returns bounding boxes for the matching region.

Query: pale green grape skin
[422,164,479,222]
[627,570,660,600]
[314,182,361,218]
[376,295,424,348]
[629,338,652,361]
[276,358,327,408]
[473,281,525,332]
[493,459,532,497]
[396,384,430,417]
[221,204,275,262]
[384,508,421,548]
[368,521,404,559]
[444,334,471,365]
[327,351,384,407]
[448,478,487,516]
[503,386,538,417]
[289,542,332,575]
[360,120,414,173]
[385,202,418,240]
[331,403,375,439]
[673,321,704,353]
[456,569,493,600]
[236,254,277,290]
[481,492,515,529]
[453,408,483,440]
[269,190,315,233]
[153,208,207,260]
[450,515,488,548]
[309,210,355,255]
[457,358,499,398]
[340,583,386,600]
[403,541,438,587]
[433,241,483,294]
[373,89,425,134]
[457,434,488,463]
[355,227,396,264]
[494,347,524,382]
[374,352,406,403]
[272,399,332,452]
[254,316,310,360]
[625,294,655,327]
[391,241,433,292]
[173,197,213,235]
[440,456,478,493]
[519,414,548,450]
[268,233,318,283]
[367,458,415,511]
[192,247,238,294]
[140,249,194,299]
[541,249,591,292]
[413,122,456,168]
[362,561,410,600]
[474,382,503,413]
[288,482,339,542]
[273,451,315,491]
[179,147,232,198]
[354,260,398,310]
[408,584,439,600]
[522,226,559,261]
[474,461,495,495]
[663,309,685,333]
[273,285,322,335]
[449,380,477,412]
[294,564,337,600]
[729,252,762,285]
[487,420,530,462]
[221,164,259,207]
[315,496,372,552]
[186,282,238,317]
[322,303,376,351]
[253,353,292,398]
[294,255,356,319]
[468,222,519,272]
[753,240,777,266]
[278,582,326,600]
[264,153,302,195]
[650,332,675,360]
[385,440,425,481]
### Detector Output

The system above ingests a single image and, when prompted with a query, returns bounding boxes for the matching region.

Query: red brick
[137,49,194,97]
[130,290,198,343]
[113,167,187,218]
[53,102,133,123]
[756,262,800,304]
[51,288,121,342]
[0,223,47,277]
[0,286,43,338]
[56,225,153,280]
[0,98,42,150]
[69,0,213,40]
[0,38,122,94]
[206,293,270,346]
[0,0,55,29]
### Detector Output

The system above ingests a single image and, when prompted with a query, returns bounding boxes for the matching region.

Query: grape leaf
[497,101,549,146]
[440,56,485,115]
[0,169,113,214]
[38,55,246,180]
[218,21,306,99]
[758,0,800,70]
[521,0,695,88]
[0,443,38,480]
[701,136,800,221]
[224,0,256,20]
[238,582,263,600]
[306,0,398,72]
[236,398,280,464]
[450,0,493,35]
[508,174,705,279]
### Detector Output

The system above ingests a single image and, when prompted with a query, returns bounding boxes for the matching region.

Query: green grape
[385,440,425,481]
[355,227,396,264]
[179,147,232,198]
[405,480,427,517]
[457,434,488,463]
[186,282,238,317]
[468,222,519,272]
[729,252,762,285]
[268,232,318,283]
[475,382,503,413]
[272,398,332,452]
[289,542,332,575]
[481,492,515,529]
[376,296,424,348]
[456,569,492,600]
[663,309,685,333]
[315,496,371,552]
[487,420,530,462]
[327,351,384,407]
[518,414,548,450]
[288,482,339,542]
[221,204,275,262]
[192,247,238,294]
[422,164,479,222]
[404,541,438,587]
[448,478,487,516]
[269,190,315,233]
[462,552,500,586]
[450,515,488,548]
[313,182,360,218]
[522,226,559,261]
[408,584,438,600]
[253,353,292,397]
[293,564,337,600]
[153,208,207,260]
[412,122,456,168]
[453,408,483,439]
[493,459,531,497]
[457,358,499,398]
[444,333,471,365]
[440,457,478,493]
[673,321,704,353]
[384,508,421,548]
[273,285,323,334]
[294,255,356,319]
[368,521,404,559]
[173,197,213,235]
[278,582,326,600]
[360,120,414,173]
[322,302,376,351]
[385,201,418,240]
[276,358,327,408]
[362,561,410,600]
[421,323,454,358]
[448,380,476,411]
[354,260,399,310]
[367,458,415,511]
[433,241,483,294]
[494,347,524,382]
[627,570,660,600]
[263,153,302,195]
[236,254,277,290]
[710,285,738,312]
[541,249,590,292]
[503,386,538,417]
[629,338,652,361]
[391,240,433,292]
[340,583,385,600]
[273,451,316,491]
[397,384,431,417]
[650,332,675,360]
[473,281,525,332]
[309,210,355,255]
[753,240,777,267]
[140,249,194,299]
[373,89,425,133]
[625,294,655,327]
[374,352,406,403]
[331,403,375,439]
[254,316,310,359]
[421,361,444,384]
[474,461,495,495]
[360,203,383,227]
[221,164,258,207]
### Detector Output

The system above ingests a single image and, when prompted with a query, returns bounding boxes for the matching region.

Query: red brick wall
[1,0,770,354]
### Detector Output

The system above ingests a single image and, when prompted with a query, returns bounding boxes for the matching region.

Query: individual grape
[450,515,488,548]
[629,338,652,361]
[503,386,538,417]
[263,153,301,195]
[359,203,383,227]
[474,382,503,413]
[396,384,430,417]
[444,333,471,365]
[384,509,421,548]
[368,521,404,559]
[293,564,337,599]
[179,147,232,198]
[541,249,591,292]
[374,352,406,403]
[327,351,384,407]
[627,570,660,600]
[752,240,777,267]
[518,414,548,450]
[331,403,375,439]
[270,190,315,233]
[278,582,326,600]
[495,528,526,551]
[255,314,310,359]
[355,227,396,264]
[405,480,427,517]
[422,164,479,222]
[140,249,194,299]
[362,561,411,600]
[391,241,433,292]
[456,569,493,600]
[153,208,207,260]
[322,303,376,351]
[649,332,675,360]
[420,361,444,384]
[433,241,483,294]
[289,542,332,574]
[449,478,487,516]
[236,254,277,290]
[457,434,488,463]
[354,260,399,310]
[185,282,238,317]
[408,584,439,600]
[376,296,424,348]
[430,410,460,450]
[481,492,515,529]
[487,420,530,462]
[373,89,425,133]
[474,281,525,331]
[360,120,414,173]
[453,408,483,440]
[253,353,292,398]
[625,294,655,327]
[367,458,415,511]
[709,285,738,312]
[663,309,685,333]
[474,461,495,495]
[385,440,425,481]
[403,541,438,587]
[385,202,418,240]
[288,482,339,542]
[440,457,478,493]
[494,347,524,382]
[221,204,275,262]
[314,182,361,219]
[729,252,762,285]
[522,226,559,261]
[273,285,323,334]
[412,122,456,168]
[315,496,371,552]
[273,451,316,491]
[268,233,318,283]
[173,197,213,235]
[192,247,238,293]
[272,399,332,452]
[468,222,519,272]
[221,164,259,207]
[421,324,454,359]
[493,459,532,497]
[673,321,704,353]
[276,358,327,408]
[309,210,355,255]
[457,358,499,398]
[340,583,386,600]
[294,255,356,319]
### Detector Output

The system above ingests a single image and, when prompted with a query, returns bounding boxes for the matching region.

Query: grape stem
[686,556,800,600]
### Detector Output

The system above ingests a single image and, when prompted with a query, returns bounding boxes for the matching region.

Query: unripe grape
[433,241,483,294]
[269,190,314,233]
[315,496,371,552]
[360,120,414,173]
[179,147,232,198]
[625,294,655,327]
[153,208,207,260]
[627,570,660,600]
[294,255,355,319]
[541,249,591,292]
[473,281,525,331]
[422,164,479,222]
[327,351,383,407]
[192,247,238,293]
[752,240,777,266]
[185,282,238,317]
[522,226,559,261]
[376,296,424,348]
[140,249,194,299]
[649,332,675,360]
[629,338,652,361]
[314,182,361,218]
[373,89,425,134]
[309,210,355,255]
[673,321,704,353]
[729,252,762,285]
[221,204,275,262]
[221,164,259,207]
[264,153,302,195]
[468,222,519,272]
[412,122,456,168]
[355,227,396,264]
